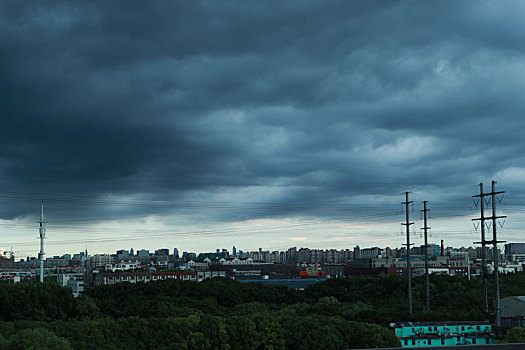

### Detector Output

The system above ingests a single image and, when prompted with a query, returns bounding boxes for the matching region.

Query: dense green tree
[1,272,525,348]
[504,327,525,343]
[0,334,8,349]
[0,280,75,321]
[253,315,285,350]
[75,296,100,319]
[7,328,71,350]
[226,316,261,350]
[187,332,210,350]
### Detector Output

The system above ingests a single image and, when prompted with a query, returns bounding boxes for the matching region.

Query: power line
[0,212,402,246]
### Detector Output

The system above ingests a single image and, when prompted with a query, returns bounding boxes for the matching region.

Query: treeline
[0,315,397,350]
[0,272,523,349]
[83,273,525,323]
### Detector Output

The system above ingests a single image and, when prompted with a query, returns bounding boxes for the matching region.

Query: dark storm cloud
[1,0,525,222]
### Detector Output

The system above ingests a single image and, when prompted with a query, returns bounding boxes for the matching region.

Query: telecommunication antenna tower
[38,203,46,283]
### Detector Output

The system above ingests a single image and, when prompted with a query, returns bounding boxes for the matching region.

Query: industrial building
[390,321,495,347]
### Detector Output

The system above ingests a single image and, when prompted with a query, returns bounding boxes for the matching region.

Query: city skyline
[17,241,517,264]
[2,1,525,256]
[2,207,519,259]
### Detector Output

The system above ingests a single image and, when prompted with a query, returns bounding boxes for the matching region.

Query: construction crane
[0,249,14,278]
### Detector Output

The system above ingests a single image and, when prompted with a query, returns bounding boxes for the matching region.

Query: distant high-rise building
[232,246,237,256]
[116,250,130,260]
[182,252,197,262]
[505,243,525,262]
[155,248,169,256]
[90,254,113,268]
[173,248,179,259]
[137,249,150,258]
[421,244,440,257]
[360,247,381,259]
[353,245,360,260]
[73,252,86,261]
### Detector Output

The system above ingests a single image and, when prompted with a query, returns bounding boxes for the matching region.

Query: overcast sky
[1,1,524,257]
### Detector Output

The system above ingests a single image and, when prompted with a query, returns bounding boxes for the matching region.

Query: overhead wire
[0,183,522,251]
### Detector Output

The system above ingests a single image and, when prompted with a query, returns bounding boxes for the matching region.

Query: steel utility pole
[38,202,46,283]
[402,192,414,314]
[472,183,489,320]
[421,201,430,311]
[489,181,506,327]
[473,182,506,325]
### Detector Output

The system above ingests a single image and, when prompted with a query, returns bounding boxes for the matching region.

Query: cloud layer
[1,1,524,253]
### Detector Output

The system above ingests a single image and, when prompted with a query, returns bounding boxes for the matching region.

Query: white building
[218,257,254,265]
[90,254,114,268]
[58,273,85,297]
[105,261,139,272]
[95,270,226,286]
